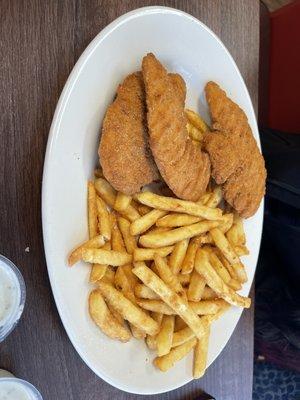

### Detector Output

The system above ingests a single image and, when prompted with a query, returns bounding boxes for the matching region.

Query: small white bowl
[0,377,43,400]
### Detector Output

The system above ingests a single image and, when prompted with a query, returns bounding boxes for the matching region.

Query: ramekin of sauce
[0,255,26,342]
[0,377,43,400]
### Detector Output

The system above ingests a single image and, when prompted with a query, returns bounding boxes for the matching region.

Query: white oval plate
[42,6,263,395]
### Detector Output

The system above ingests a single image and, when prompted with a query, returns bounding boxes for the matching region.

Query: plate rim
[42,5,262,395]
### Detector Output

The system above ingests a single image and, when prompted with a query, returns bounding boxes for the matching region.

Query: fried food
[142,53,210,201]
[99,72,158,195]
[204,81,266,217]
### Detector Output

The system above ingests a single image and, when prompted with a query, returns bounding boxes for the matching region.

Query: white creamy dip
[0,260,20,326]
[0,381,31,400]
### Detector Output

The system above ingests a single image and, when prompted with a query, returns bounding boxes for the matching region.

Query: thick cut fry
[172,326,194,347]
[186,122,204,141]
[96,197,111,241]
[187,270,206,301]
[133,264,208,339]
[98,281,159,336]
[138,204,152,215]
[193,327,210,378]
[89,290,131,342]
[156,213,201,228]
[139,221,220,248]
[111,217,126,252]
[154,255,184,294]
[178,273,191,286]
[133,246,174,261]
[228,278,242,291]
[218,213,234,234]
[114,192,132,212]
[181,237,200,274]
[88,181,98,238]
[137,299,174,315]
[156,315,175,356]
[151,312,163,327]
[198,192,211,205]
[174,316,187,331]
[82,248,132,266]
[68,235,105,266]
[135,284,159,300]
[234,245,250,256]
[130,209,167,236]
[148,226,171,234]
[202,286,218,300]
[102,266,115,284]
[210,228,239,264]
[227,214,246,245]
[94,178,116,207]
[198,234,213,245]
[135,192,222,220]
[189,300,220,315]
[107,303,125,326]
[154,337,197,372]
[185,109,208,132]
[95,178,140,221]
[118,217,136,254]
[89,242,111,282]
[206,248,231,284]
[169,239,189,274]
[205,186,222,208]
[195,249,251,308]
[146,335,157,350]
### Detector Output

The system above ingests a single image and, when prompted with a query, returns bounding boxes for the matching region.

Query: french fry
[194,249,251,308]
[218,213,234,234]
[95,178,140,222]
[133,264,208,339]
[189,300,220,315]
[130,209,167,236]
[146,335,157,350]
[135,284,159,300]
[88,181,98,238]
[198,233,213,245]
[169,239,189,274]
[185,109,208,132]
[172,326,194,347]
[201,286,218,300]
[138,204,152,215]
[198,192,211,205]
[210,228,239,264]
[151,311,163,327]
[82,248,132,266]
[174,316,187,331]
[193,327,210,378]
[154,255,184,294]
[178,273,191,286]
[137,299,174,315]
[96,197,111,241]
[111,216,126,252]
[139,220,220,248]
[156,315,175,356]
[205,247,231,284]
[98,281,159,336]
[217,252,239,281]
[148,226,171,234]
[135,192,222,220]
[181,237,200,274]
[114,192,132,212]
[89,290,131,342]
[156,213,201,228]
[68,235,105,266]
[133,246,174,262]
[227,214,246,245]
[107,303,125,326]
[228,278,242,291]
[154,337,197,372]
[118,217,136,254]
[102,266,115,284]
[94,178,116,208]
[234,245,250,256]
[186,122,204,141]
[89,242,111,282]
[187,270,206,301]
[205,186,222,208]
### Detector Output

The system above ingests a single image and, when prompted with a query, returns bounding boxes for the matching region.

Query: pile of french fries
[68,110,251,379]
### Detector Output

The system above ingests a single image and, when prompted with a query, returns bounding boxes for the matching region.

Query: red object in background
[268,1,300,134]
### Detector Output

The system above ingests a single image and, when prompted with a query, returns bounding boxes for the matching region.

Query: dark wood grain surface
[0,1,259,399]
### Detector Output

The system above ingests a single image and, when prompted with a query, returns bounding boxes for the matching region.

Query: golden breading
[142,53,210,201]
[99,72,159,194]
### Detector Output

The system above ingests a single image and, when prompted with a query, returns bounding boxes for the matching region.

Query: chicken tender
[204,82,266,217]
[142,53,210,201]
[99,72,159,194]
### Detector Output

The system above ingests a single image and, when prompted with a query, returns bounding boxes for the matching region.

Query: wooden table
[0,1,258,399]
